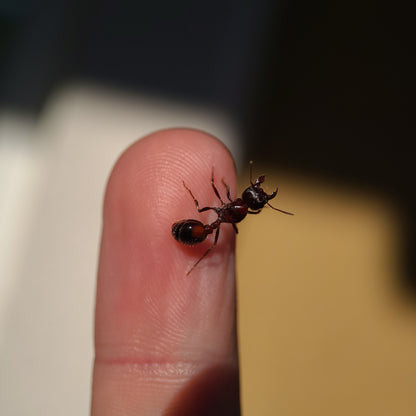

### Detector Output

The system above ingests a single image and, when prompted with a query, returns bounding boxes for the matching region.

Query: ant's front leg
[183,181,217,213]
[210,169,225,204]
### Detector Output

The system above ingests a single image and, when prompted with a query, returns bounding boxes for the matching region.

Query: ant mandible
[172,161,293,275]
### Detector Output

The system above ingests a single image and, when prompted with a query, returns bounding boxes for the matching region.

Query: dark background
[1,0,414,292]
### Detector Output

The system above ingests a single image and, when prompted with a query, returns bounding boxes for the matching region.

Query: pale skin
[92,129,240,415]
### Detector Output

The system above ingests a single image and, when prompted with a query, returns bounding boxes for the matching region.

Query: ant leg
[187,227,220,276]
[221,178,233,202]
[183,181,216,213]
[248,210,261,214]
[211,169,225,204]
[232,223,239,234]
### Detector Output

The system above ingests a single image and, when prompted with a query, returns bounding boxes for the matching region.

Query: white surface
[0,84,238,415]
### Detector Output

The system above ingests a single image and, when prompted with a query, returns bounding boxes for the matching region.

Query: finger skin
[92,129,240,415]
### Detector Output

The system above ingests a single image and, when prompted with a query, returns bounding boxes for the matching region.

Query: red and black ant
[172,161,293,275]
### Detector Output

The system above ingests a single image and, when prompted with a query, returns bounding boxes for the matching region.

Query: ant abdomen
[172,219,208,245]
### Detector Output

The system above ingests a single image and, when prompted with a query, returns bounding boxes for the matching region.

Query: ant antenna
[249,160,254,185]
[267,202,294,215]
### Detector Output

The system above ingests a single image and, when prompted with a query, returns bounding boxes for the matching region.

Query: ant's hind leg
[183,181,216,213]
[232,223,239,234]
[187,227,220,276]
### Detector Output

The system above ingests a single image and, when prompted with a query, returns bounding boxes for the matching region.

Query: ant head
[243,162,293,215]
[242,176,277,210]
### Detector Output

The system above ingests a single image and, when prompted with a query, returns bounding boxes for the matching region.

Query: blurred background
[0,1,415,415]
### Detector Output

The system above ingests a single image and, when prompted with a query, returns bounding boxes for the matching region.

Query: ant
[172,161,293,275]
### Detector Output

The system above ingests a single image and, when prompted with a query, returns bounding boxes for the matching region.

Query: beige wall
[237,170,416,415]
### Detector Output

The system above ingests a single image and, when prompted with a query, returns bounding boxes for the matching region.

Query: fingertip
[94,128,240,414]
[96,127,238,356]
[102,127,237,278]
